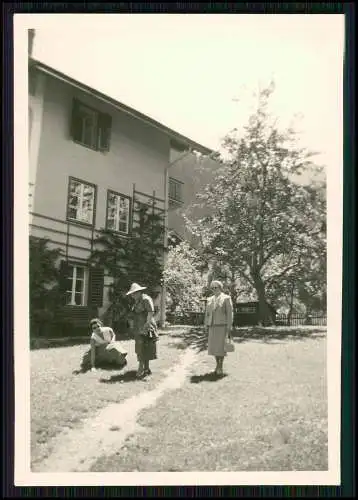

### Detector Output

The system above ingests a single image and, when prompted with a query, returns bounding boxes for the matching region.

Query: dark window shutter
[88,266,104,307]
[70,98,82,142]
[98,113,112,152]
[59,260,70,305]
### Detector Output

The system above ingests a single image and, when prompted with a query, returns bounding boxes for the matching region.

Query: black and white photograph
[14,13,344,486]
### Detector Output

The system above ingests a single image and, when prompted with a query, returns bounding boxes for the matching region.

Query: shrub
[29,236,62,339]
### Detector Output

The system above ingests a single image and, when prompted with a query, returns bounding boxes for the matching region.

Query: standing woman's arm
[204,298,211,328]
[144,296,155,326]
[127,305,135,330]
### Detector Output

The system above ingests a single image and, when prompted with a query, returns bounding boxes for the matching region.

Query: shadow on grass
[73,360,128,375]
[31,337,90,350]
[190,372,228,384]
[30,331,167,351]
[167,326,326,352]
[99,370,138,384]
[168,327,208,353]
[167,329,194,339]
[72,366,125,376]
[233,326,327,345]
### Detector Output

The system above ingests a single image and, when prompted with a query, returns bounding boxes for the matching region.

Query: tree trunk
[254,276,274,326]
[305,305,313,325]
[230,282,237,305]
[287,281,295,326]
[170,299,179,314]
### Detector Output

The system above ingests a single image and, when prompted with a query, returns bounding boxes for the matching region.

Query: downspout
[160,165,169,327]
[28,29,35,56]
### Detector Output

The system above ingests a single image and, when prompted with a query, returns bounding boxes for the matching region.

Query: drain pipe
[28,29,35,57]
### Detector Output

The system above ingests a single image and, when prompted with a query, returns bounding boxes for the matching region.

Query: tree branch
[261,244,285,267]
[265,262,301,286]
[237,267,254,286]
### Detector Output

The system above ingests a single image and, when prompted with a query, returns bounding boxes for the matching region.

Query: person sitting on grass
[80,318,127,373]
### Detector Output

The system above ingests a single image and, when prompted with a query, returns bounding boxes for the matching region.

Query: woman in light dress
[80,318,127,372]
[126,283,159,379]
[204,280,234,376]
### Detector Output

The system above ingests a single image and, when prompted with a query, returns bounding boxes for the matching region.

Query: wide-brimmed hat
[126,283,147,296]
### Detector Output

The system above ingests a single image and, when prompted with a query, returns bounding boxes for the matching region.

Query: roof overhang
[29,58,213,157]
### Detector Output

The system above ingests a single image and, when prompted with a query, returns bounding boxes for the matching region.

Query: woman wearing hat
[126,283,159,379]
[80,318,128,372]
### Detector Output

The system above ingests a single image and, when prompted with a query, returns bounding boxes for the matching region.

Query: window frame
[65,263,88,307]
[80,104,98,150]
[70,98,112,152]
[105,189,132,235]
[66,176,97,228]
[169,177,184,204]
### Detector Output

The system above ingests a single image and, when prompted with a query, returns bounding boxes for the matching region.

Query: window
[106,191,131,234]
[60,262,104,309]
[169,177,183,204]
[70,98,112,152]
[65,264,86,306]
[67,177,96,225]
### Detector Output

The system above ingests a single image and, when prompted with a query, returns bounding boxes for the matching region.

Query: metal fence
[166,311,327,327]
[275,313,327,327]
[166,311,204,326]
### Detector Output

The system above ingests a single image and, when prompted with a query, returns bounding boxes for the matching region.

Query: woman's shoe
[144,368,152,376]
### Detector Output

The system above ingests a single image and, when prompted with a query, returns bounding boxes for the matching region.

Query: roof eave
[29,57,213,157]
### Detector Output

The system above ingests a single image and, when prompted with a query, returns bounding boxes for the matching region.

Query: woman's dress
[80,326,127,371]
[132,294,158,361]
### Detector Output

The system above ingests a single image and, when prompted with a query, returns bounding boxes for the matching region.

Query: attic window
[70,98,112,152]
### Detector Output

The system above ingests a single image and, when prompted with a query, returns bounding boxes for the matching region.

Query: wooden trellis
[131,183,165,231]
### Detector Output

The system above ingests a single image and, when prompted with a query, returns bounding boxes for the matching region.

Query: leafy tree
[90,202,164,331]
[29,236,62,337]
[296,254,327,315]
[163,241,206,314]
[185,82,326,325]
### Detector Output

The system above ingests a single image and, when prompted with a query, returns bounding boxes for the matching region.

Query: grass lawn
[90,327,328,472]
[30,327,188,468]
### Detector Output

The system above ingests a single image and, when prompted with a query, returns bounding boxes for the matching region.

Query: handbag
[225,338,235,353]
[141,322,159,342]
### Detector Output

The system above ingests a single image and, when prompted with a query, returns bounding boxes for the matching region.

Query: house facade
[28,53,211,332]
